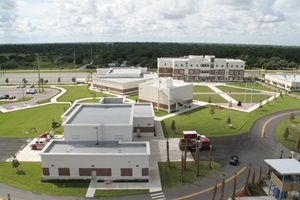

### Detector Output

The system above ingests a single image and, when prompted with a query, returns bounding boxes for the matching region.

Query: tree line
[0,42,299,70]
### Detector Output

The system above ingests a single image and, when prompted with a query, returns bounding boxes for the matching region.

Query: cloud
[0,0,299,45]
[0,0,18,33]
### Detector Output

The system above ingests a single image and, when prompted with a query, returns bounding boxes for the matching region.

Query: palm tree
[211,181,218,200]
[195,141,200,176]
[219,174,225,200]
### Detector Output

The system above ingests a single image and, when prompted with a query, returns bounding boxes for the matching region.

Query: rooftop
[269,74,300,82]
[264,159,300,175]
[65,104,132,125]
[42,140,149,154]
[133,104,154,117]
[93,73,157,83]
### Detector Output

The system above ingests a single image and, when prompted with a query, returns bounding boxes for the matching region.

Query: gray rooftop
[269,74,300,83]
[265,159,300,175]
[43,141,148,154]
[66,104,132,125]
[94,73,157,83]
[133,104,154,117]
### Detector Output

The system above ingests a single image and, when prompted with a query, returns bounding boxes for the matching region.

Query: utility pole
[38,56,41,93]
[73,50,76,69]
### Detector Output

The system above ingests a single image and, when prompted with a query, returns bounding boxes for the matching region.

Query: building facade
[92,67,157,94]
[139,77,193,113]
[264,73,300,92]
[157,55,245,82]
[40,99,154,180]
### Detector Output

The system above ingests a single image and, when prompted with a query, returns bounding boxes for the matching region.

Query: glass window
[236,65,238,68]
[231,65,233,68]
[215,71,218,74]
[181,64,183,67]
[190,64,193,67]
[241,65,244,68]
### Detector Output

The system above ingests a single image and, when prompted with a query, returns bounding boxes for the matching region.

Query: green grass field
[216,85,260,93]
[56,85,113,102]
[0,162,89,196]
[193,94,229,103]
[94,189,149,197]
[158,161,221,189]
[193,85,215,92]
[276,116,300,153]
[0,104,69,138]
[163,95,300,138]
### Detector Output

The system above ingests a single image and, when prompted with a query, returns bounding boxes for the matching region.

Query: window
[231,65,233,68]
[43,168,50,176]
[230,71,233,75]
[235,71,238,75]
[180,70,184,74]
[241,65,244,68]
[175,64,178,67]
[216,64,218,67]
[190,64,193,67]
[79,168,111,176]
[121,168,132,176]
[221,71,224,74]
[164,69,167,72]
[221,65,224,67]
[164,63,166,66]
[196,64,199,67]
[181,64,183,67]
[240,71,244,75]
[236,65,238,68]
[142,168,149,176]
[59,168,70,176]
[189,70,193,74]
[174,70,178,74]
[215,71,218,74]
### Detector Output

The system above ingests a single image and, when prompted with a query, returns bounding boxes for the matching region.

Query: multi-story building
[264,73,300,92]
[157,55,245,82]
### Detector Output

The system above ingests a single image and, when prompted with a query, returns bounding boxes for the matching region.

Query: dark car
[230,155,239,165]
[9,95,16,100]
[1,94,9,99]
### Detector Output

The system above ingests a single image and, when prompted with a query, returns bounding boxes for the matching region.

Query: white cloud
[0,0,299,45]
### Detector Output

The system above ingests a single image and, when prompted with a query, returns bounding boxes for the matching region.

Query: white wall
[133,117,154,127]
[63,124,133,142]
[41,153,149,180]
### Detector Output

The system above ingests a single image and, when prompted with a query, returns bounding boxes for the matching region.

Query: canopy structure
[264,159,300,175]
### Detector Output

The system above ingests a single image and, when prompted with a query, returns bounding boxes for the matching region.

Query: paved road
[1,109,299,200]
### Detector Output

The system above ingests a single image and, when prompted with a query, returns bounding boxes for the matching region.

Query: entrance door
[91,171,96,181]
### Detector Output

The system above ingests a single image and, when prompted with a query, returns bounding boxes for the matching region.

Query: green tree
[290,113,295,122]
[12,158,20,173]
[226,116,231,127]
[210,105,215,118]
[57,77,61,84]
[208,96,212,103]
[5,77,9,84]
[283,127,290,140]
[171,120,176,133]
[39,78,44,91]
[72,77,76,84]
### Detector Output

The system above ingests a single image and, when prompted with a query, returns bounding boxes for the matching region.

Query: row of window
[43,167,149,177]
[215,71,244,75]
[215,64,244,68]
[174,63,211,67]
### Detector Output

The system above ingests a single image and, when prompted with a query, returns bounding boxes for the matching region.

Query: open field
[163,95,300,138]
[193,85,215,92]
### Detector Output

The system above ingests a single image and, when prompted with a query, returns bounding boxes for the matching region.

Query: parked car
[9,95,16,100]
[0,94,9,99]
[29,85,35,88]
[20,85,26,88]
[30,89,37,94]
[16,85,21,88]
[26,89,31,94]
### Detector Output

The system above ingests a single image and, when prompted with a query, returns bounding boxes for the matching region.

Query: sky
[0,0,300,46]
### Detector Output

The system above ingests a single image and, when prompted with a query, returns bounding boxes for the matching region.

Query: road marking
[173,166,247,200]
[151,191,166,200]
[261,111,300,138]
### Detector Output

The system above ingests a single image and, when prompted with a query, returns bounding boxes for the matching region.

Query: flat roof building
[40,98,155,181]
[265,73,300,92]
[92,67,157,94]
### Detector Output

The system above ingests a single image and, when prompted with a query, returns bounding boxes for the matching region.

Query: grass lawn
[193,94,229,103]
[0,162,88,197]
[193,85,215,92]
[56,85,113,102]
[0,104,69,138]
[216,85,260,93]
[162,95,300,138]
[77,98,102,103]
[0,96,33,105]
[276,116,300,153]
[94,189,149,197]
[226,83,276,92]
[126,94,139,101]
[228,94,272,103]
[158,161,221,190]
[155,109,169,117]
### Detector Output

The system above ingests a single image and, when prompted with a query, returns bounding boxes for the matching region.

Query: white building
[157,55,245,82]
[139,77,194,113]
[264,73,300,92]
[92,67,157,94]
[40,99,154,180]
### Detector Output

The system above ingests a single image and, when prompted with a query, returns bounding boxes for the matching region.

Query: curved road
[1,109,299,200]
